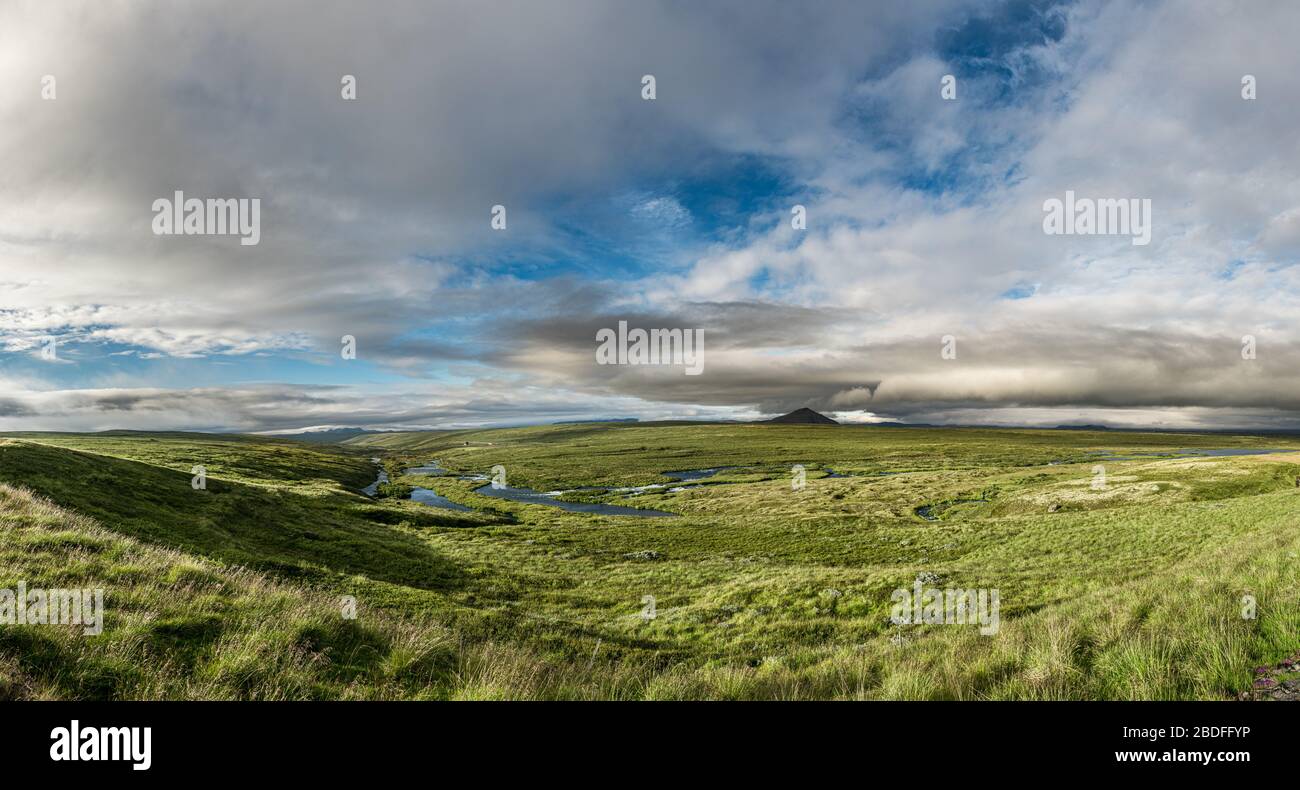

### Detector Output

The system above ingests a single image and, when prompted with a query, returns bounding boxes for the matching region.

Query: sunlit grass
[0,424,1297,699]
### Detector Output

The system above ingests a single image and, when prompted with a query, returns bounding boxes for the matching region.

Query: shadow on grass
[0,441,466,592]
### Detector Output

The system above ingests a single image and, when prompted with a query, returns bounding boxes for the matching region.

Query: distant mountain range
[264,415,1300,441]
[552,418,639,424]
[766,408,838,425]
[279,427,377,443]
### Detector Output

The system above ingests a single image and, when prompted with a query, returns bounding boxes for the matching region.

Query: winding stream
[361,458,387,496]
[374,459,895,518]
[397,460,677,517]
[410,487,473,511]
[471,484,675,517]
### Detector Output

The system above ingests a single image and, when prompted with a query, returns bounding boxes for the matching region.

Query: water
[410,487,473,512]
[603,467,751,497]
[667,465,847,480]
[915,499,988,522]
[404,461,448,475]
[403,459,678,515]
[1172,448,1297,457]
[473,484,675,517]
[460,466,746,515]
[365,460,473,511]
[662,467,738,481]
[608,483,667,495]
[396,463,861,518]
[361,459,388,496]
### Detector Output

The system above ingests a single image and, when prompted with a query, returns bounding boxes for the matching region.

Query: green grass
[0,424,1297,699]
[0,437,468,589]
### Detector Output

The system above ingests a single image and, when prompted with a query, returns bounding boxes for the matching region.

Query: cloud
[4,1,1300,431]
[630,196,692,228]
[0,379,751,433]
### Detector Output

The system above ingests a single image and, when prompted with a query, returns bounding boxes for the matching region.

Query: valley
[1,422,1297,700]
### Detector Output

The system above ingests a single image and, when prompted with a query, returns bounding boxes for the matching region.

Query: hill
[0,437,477,588]
[2,424,1299,700]
[0,483,459,699]
[276,427,377,444]
[766,407,838,424]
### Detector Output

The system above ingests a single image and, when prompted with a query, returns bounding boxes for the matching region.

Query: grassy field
[0,423,1297,699]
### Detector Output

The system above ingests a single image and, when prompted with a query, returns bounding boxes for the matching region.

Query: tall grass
[1,425,1297,699]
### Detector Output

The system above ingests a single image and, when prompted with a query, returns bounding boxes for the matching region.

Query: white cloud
[4,1,1300,430]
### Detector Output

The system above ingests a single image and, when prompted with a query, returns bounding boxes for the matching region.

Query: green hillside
[1,425,1297,699]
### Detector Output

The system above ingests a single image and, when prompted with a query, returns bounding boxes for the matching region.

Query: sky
[3,0,1300,433]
